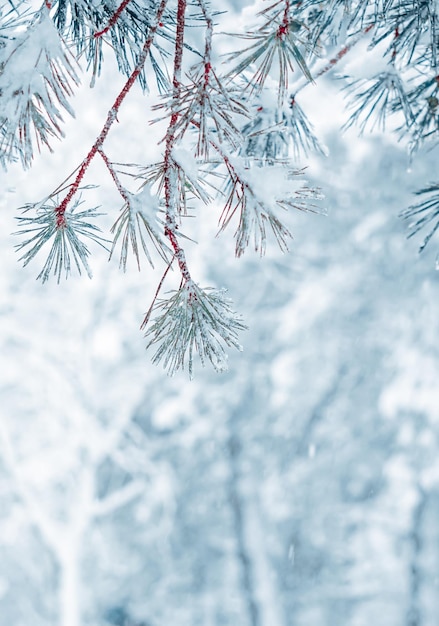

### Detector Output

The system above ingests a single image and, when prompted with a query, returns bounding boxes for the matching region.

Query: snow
[379,347,439,420]
[0,2,439,626]
[171,146,199,181]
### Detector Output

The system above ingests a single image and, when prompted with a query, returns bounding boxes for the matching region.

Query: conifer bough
[3,0,439,375]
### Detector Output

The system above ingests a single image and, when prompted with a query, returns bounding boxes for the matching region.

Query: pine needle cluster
[3,0,439,374]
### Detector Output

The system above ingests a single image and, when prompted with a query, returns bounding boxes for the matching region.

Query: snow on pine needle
[134,153,212,218]
[0,9,79,167]
[153,63,248,159]
[241,94,326,162]
[51,0,170,92]
[144,280,247,378]
[342,70,413,134]
[110,184,171,271]
[15,197,108,283]
[225,1,313,105]
[218,158,322,257]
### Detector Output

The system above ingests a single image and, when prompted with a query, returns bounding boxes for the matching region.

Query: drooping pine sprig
[15,197,108,282]
[343,69,413,133]
[241,95,325,161]
[98,148,171,270]
[110,185,171,270]
[226,0,314,104]
[218,158,321,257]
[144,280,246,378]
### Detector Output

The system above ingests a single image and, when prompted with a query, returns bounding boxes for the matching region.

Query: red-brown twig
[94,0,133,39]
[140,254,176,330]
[277,0,290,38]
[98,148,130,203]
[163,0,191,282]
[54,0,168,228]
[197,0,213,87]
[301,23,375,90]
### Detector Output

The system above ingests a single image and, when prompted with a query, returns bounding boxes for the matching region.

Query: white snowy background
[0,1,439,625]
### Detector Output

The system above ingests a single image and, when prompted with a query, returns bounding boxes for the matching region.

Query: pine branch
[13,0,169,285]
[162,0,192,283]
[308,23,375,86]
[0,10,79,166]
[153,66,248,158]
[10,0,439,373]
[94,0,134,39]
[53,0,168,229]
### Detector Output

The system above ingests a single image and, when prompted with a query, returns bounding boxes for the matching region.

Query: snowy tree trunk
[408,489,439,626]
[228,433,284,626]
[58,537,82,626]
[242,492,285,626]
[56,464,95,626]
[419,491,439,625]
[228,434,260,626]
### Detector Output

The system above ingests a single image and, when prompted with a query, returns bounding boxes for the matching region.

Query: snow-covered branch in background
[92,480,145,518]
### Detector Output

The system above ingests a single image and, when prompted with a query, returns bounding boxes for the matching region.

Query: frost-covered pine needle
[242,95,325,161]
[0,10,79,167]
[15,198,109,282]
[343,70,413,134]
[144,281,247,378]
[226,19,313,104]
[110,185,171,271]
[167,65,248,157]
[401,183,439,256]
[218,159,322,257]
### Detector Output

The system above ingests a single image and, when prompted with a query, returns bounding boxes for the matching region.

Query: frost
[235,160,306,211]
[110,183,170,271]
[219,156,321,256]
[171,147,199,181]
[342,40,390,80]
[145,281,246,378]
[0,10,79,166]
[15,198,107,282]
[2,1,439,623]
